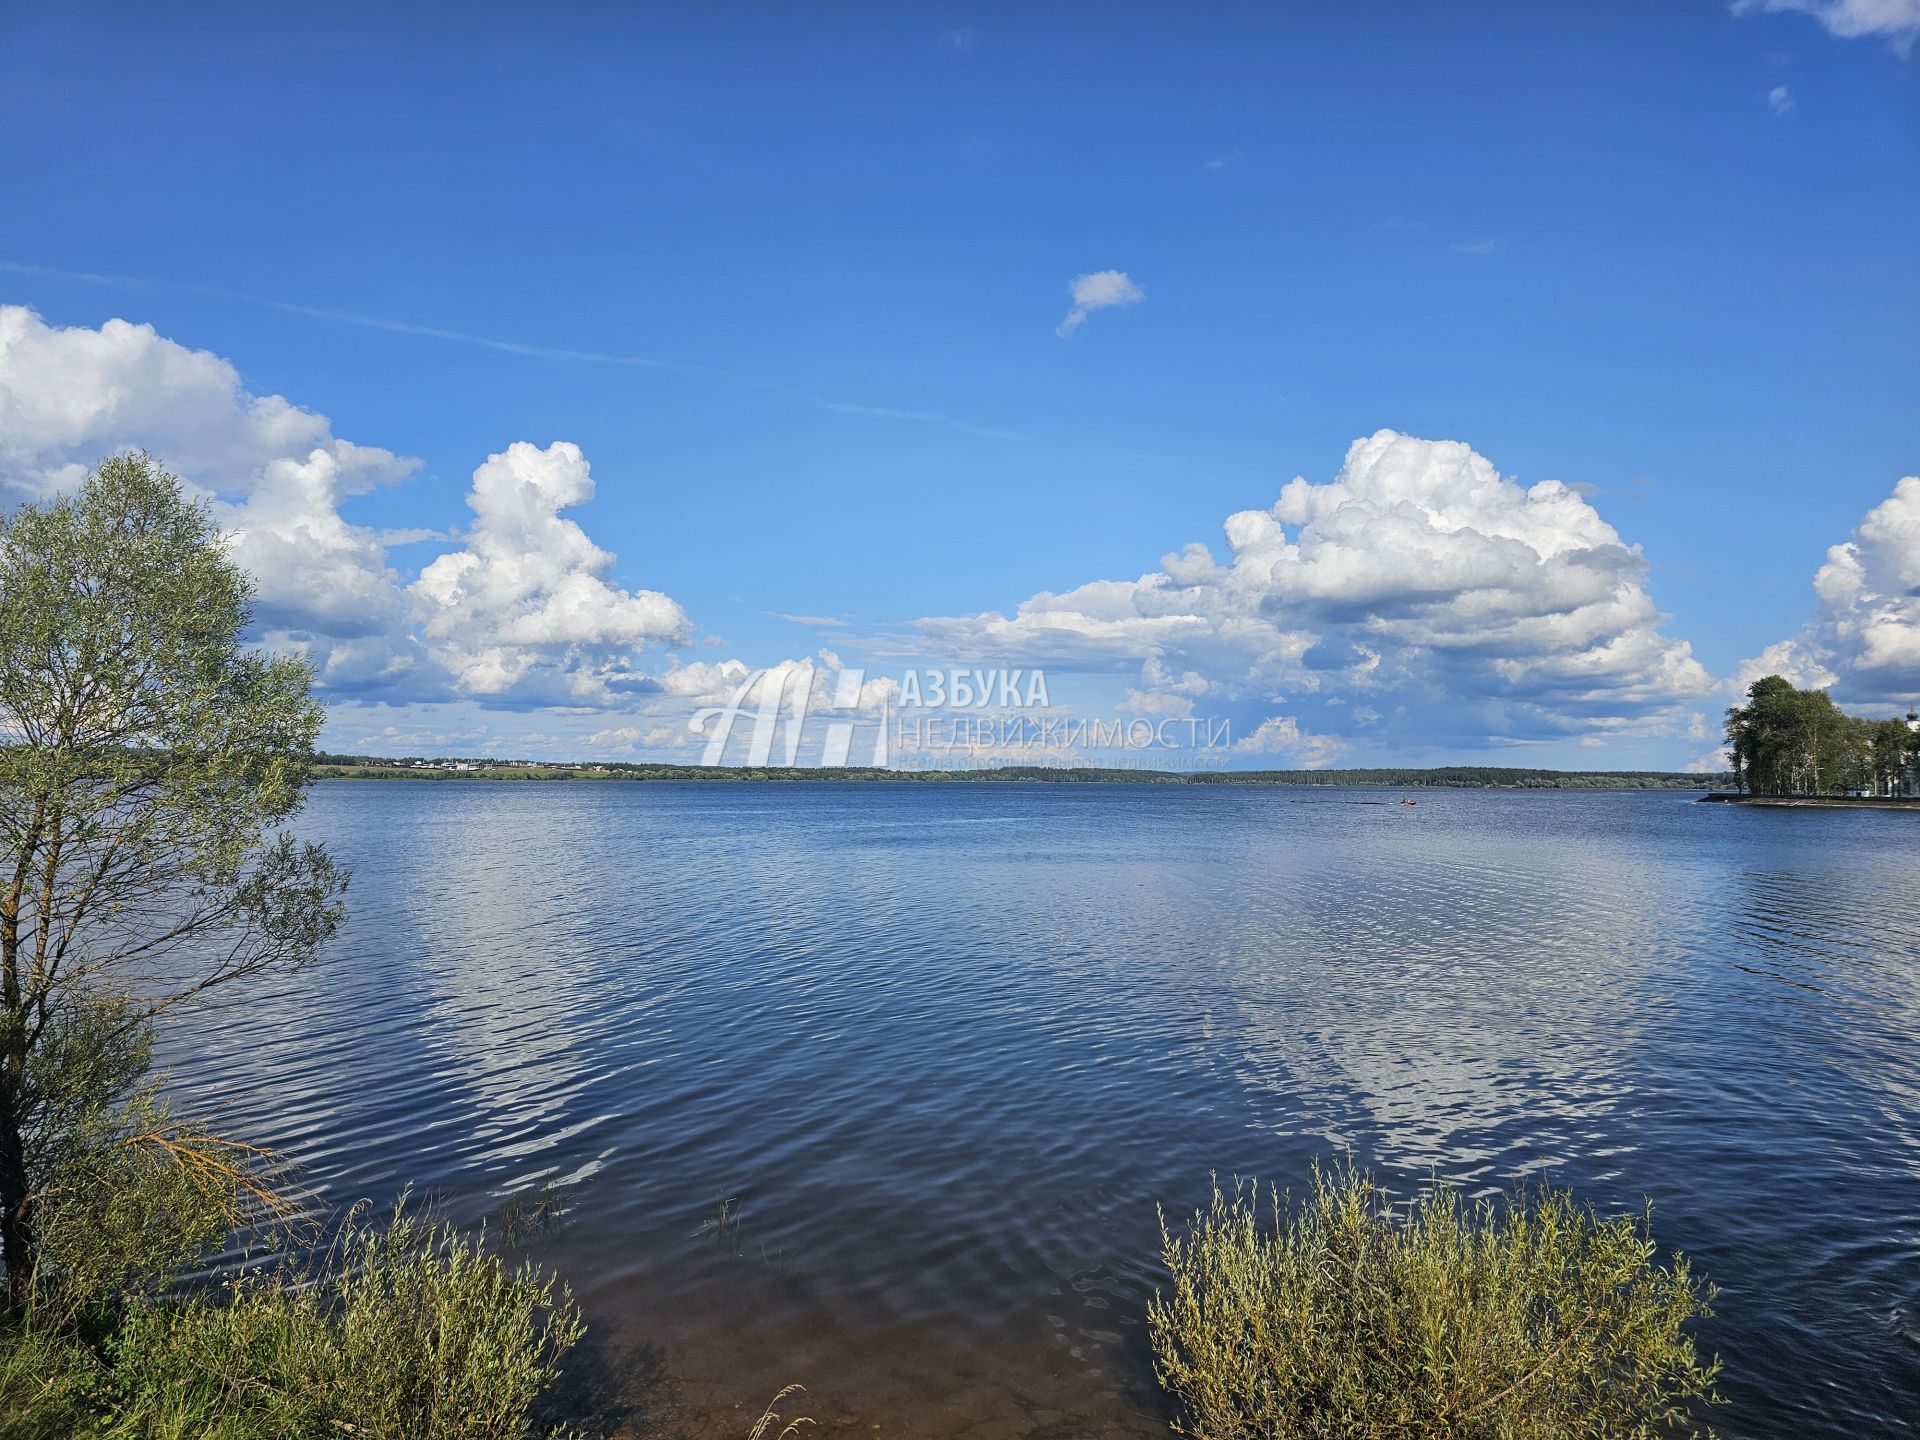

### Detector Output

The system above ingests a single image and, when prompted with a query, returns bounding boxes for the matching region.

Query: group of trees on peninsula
[1725,675,1919,797]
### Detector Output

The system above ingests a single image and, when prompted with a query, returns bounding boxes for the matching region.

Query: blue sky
[3,2,1917,769]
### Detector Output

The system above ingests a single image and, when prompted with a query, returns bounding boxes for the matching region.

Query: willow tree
[0,453,344,1308]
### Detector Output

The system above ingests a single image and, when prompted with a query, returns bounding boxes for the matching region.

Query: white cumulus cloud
[0,304,423,691]
[413,441,690,704]
[914,430,1714,750]
[1056,269,1144,337]
[0,306,414,501]
[583,723,680,750]
[1234,715,1350,768]
[1738,475,1920,708]
[0,307,705,712]
[1733,0,1920,50]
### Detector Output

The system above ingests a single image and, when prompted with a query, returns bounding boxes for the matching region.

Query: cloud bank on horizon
[912,430,1719,757]
[4,303,1917,766]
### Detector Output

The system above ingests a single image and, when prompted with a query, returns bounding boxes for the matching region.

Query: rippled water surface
[158,782,1920,1437]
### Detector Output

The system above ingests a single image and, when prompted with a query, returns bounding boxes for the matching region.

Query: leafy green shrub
[1149,1162,1720,1440]
[21,1001,269,1335]
[0,1001,584,1440]
[97,1199,584,1440]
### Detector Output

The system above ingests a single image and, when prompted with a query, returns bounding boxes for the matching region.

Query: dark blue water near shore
[157,782,1920,1437]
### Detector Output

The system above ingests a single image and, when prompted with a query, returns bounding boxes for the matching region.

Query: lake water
[157,781,1920,1437]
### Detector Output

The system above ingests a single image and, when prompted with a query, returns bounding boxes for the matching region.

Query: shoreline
[310,761,1729,792]
[1699,792,1920,811]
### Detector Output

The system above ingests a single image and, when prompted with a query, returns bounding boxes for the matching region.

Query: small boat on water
[1400,798,1417,806]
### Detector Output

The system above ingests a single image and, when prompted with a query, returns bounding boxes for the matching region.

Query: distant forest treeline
[311,755,1730,789]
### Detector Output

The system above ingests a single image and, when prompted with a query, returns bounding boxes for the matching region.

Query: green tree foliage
[20,1005,251,1328]
[0,457,587,1437]
[1150,1162,1719,1440]
[0,454,346,1307]
[1868,718,1916,794]
[1724,674,1916,796]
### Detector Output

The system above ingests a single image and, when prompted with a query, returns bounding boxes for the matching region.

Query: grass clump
[0,1000,587,1439]
[1149,1161,1720,1440]
[0,1191,584,1440]
[98,1198,584,1440]
[0,1315,102,1438]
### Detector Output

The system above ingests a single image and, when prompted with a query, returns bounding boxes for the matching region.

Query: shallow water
[157,781,1920,1437]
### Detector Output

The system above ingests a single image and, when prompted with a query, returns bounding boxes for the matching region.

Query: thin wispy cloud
[945,25,979,55]
[1768,84,1795,113]
[816,399,1028,441]
[1056,269,1144,337]
[768,612,848,627]
[2,258,1027,443]
[1201,152,1239,172]
[0,259,159,292]
[225,292,686,369]
[1452,239,1499,255]
[1,260,685,368]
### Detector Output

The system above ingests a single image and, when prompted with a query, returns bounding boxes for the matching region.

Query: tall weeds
[2,1198,584,1440]
[1149,1160,1720,1440]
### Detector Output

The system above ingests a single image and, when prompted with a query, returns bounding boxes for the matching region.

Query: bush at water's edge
[1150,1160,1721,1440]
